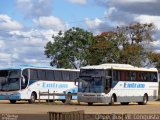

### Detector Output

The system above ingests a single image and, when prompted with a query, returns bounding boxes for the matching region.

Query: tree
[88,32,121,65]
[148,52,160,68]
[89,23,156,67]
[118,23,156,67]
[45,23,160,69]
[44,27,95,69]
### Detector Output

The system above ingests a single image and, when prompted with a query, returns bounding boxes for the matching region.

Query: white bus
[0,65,79,104]
[77,64,159,106]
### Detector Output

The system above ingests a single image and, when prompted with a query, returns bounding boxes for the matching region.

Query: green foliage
[88,32,121,65]
[44,27,94,68]
[45,23,160,69]
[88,23,156,67]
[148,52,160,69]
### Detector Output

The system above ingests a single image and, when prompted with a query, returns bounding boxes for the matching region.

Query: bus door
[104,69,112,94]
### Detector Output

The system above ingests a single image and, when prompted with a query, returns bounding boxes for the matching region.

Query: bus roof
[81,63,158,72]
[0,65,79,71]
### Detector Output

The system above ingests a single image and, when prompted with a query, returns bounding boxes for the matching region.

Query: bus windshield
[0,70,21,91]
[78,76,105,93]
[78,69,112,93]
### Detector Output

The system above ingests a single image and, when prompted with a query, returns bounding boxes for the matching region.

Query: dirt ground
[0,100,160,114]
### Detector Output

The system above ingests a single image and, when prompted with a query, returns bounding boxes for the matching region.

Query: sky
[0,0,160,68]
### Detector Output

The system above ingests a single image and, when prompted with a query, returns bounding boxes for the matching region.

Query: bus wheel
[46,100,54,103]
[61,100,66,103]
[62,93,72,104]
[109,95,115,106]
[138,94,148,105]
[88,102,93,106]
[121,102,129,105]
[10,100,16,104]
[28,93,36,104]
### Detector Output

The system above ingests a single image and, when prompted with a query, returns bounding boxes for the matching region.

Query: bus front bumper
[78,94,111,103]
[0,93,21,100]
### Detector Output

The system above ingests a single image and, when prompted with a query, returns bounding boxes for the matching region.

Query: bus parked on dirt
[77,64,159,106]
[0,65,79,103]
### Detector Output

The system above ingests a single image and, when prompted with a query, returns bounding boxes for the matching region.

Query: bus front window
[78,69,111,93]
[0,70,21,91]
[78,76,105,93]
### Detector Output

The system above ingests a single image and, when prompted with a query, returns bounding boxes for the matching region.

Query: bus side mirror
[74,78,79,86]
[21,77,25,84]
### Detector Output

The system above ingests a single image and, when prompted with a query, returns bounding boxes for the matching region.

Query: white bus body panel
[78,81,159,103]
[0,81,78,100]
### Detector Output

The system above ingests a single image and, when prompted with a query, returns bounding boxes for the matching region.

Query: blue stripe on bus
[57,87,78,100]
[0,93,21,100]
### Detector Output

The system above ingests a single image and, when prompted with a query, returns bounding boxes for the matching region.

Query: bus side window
[141,72,145,81]
[131,71,136,81]
[142,72,150,82]
[146,72,151,82]
[69,71,79,81]
[54,71,62,80]
[121,71,126,81]
[30,69,39,84]
[76,72,80,80]
[137,72,142,81]
[113,70,120,81]
[126,71,130,81]
[151,72,157,82]
[46,70,55,81]
[62,71,70,80]
[37,70,46,80]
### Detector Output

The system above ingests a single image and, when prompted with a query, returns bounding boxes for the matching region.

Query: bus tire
[68,92,72,99]
[28,92,36,104]
[109,95,115,106]
[88,102,93,106]
[121,102,129,105]
[46,100,54,103]
[63,93,72,104]
[61,100,66,103]
[138,94,148,105]
[10,100,16,104]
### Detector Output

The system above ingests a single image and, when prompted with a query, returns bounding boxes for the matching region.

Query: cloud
[94,0,160,25]
[109,0,160,16]
[0,53,11,61]
[23,58,50,65]
[84,0,160,53]
[0,40,5,50]
[67,0,87,5]
[151,40,160,52]
[0,14,23,30]
[95,0,160,16]
[84,17,107,34]
[0,28,55,68]
[135,15,160,29]
[16,0,52,18]
[85,18,102,28]
[91,0,160,33]
[33,16,66,31]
